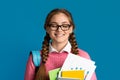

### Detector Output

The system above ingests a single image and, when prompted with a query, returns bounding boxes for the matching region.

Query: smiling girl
[24,8,97,80]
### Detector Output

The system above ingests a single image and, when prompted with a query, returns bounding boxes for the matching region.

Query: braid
[69,32,79,55]
[35,32,50,80]
[41,32,50,63]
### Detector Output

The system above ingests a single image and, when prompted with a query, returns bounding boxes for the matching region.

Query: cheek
[65,30,72,35]
[64,31,71,38]
[48,31,55,38]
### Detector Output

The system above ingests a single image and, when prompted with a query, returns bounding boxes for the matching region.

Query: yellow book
[61,70,84,80]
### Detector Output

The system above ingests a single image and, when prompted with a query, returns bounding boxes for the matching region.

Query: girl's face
[46,13,73,44]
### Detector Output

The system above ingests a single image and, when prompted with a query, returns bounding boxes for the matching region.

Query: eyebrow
[49,22,57,24]
[49,21,70,24]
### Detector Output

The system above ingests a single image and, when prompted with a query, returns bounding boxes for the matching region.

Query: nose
[57,26,62,31]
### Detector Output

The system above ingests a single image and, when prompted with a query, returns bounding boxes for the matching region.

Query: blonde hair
[35,8,78,80]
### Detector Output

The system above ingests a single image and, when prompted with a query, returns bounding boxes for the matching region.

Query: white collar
[49,41,71,53]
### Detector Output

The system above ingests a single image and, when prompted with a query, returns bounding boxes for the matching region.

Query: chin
[55,39,68,43]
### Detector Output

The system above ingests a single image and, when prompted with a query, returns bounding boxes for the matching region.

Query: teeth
[55,34,64,37]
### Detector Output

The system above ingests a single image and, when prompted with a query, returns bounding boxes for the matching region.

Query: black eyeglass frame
[48,24,71,31]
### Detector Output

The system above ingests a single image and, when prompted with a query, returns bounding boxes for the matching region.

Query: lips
[55,33,65,37]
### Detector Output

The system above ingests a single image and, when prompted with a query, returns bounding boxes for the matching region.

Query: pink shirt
[24,42,97,80]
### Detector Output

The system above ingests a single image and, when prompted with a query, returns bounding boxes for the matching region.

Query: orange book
[61,70,84,80]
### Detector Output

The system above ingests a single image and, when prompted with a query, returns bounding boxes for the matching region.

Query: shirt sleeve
[24,55,36,80]
[78,49,97,80]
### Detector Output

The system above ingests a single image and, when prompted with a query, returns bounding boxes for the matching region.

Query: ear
[69,26,73,34]
[46,27,50,34]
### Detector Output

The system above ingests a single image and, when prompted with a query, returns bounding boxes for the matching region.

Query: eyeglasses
[48,24,71,31]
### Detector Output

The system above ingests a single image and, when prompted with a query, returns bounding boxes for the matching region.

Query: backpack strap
[30,51,41,67]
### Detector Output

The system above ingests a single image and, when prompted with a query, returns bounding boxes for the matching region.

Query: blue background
[0,0,120,80]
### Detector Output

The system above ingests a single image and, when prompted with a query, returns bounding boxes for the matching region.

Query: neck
[51,41,68,52]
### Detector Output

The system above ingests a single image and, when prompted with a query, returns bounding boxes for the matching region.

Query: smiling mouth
[55,34,65,37]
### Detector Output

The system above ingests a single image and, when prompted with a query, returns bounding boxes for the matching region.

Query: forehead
[50,13,70,23]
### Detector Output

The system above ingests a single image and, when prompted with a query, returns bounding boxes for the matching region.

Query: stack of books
[49,53,96,80]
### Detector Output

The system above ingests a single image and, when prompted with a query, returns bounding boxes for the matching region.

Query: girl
[24,8,97,80]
